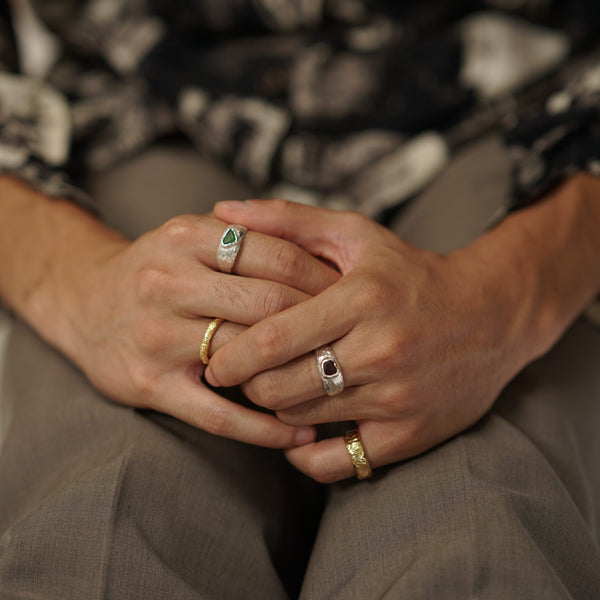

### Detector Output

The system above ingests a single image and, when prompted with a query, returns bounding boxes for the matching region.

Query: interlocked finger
[156,316,245,366]
[286,431,375,483]
[284,417,446,483]
[218,228,340,295]
[241,338,371,413]
[157,370,316,449]
[275,382,383,426]
[196,217,339,294]
[182,271,315,325]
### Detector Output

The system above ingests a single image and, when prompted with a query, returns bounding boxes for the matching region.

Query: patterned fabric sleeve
[0,3,95,209]
[503,48,600,325]
[505,52,600,211]
[0,71,96,208]
[5,0,600,221]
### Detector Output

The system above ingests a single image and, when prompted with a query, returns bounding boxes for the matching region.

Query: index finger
[205,280,355,388]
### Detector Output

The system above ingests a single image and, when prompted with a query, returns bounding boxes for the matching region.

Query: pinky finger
[284,437,358,484]
[166,374,317,449]
[284,420,432,483]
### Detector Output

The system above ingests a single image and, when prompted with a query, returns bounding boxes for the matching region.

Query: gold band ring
[344,428,373,480]
[200,318,224,365]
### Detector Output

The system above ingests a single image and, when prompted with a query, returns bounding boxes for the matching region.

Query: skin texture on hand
[2,174,600,481]
[0,177,339,448]
[66,213,343,447]
[208,175,600,482]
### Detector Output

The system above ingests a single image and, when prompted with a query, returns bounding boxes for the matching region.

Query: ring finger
[159,315,247,367]
[242,335,372,413]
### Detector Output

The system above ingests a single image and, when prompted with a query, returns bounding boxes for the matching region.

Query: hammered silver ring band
[314,345,344,396]
[216,224,247,273]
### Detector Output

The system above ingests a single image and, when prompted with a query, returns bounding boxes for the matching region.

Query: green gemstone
[222,228,237,245]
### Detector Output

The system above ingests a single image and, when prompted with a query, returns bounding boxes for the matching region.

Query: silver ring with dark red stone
[314,345,344,396]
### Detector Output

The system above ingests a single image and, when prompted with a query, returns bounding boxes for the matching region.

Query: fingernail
[204,367,219,387]
[216,200,249,210]
[295,427,316,446]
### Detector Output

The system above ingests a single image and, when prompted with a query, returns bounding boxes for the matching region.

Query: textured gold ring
[200,318,224,365]
[344,428,373,480]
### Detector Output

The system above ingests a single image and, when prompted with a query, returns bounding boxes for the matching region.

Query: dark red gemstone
[323,359,338,377]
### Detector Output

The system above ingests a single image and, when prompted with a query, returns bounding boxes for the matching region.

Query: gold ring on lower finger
[344,428,373,480]
[200,317,224,365]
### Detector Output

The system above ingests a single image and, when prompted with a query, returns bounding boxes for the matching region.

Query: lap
[1,139,599,598]
[0,150,319,599]
[3,320,599,599]
[0,321,322,599]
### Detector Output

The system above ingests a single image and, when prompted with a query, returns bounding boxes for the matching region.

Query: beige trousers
[1,137,599,599]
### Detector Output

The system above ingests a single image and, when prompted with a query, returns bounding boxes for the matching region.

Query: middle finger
[186,216,340,294]
[186,270,315,325]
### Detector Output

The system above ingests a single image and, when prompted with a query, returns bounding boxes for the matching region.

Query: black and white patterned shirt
[1,0,600,218]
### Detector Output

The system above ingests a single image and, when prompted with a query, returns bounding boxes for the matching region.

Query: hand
[65,212,339,448]
[206,199,541,481]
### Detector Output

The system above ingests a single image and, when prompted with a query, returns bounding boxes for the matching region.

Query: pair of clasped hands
[83,199,527,482]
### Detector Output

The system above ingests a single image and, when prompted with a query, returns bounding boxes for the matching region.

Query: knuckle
[202,404,232,437]
[367,331,404,370]
[126,362,157,404]
[365,270,391,300]
[351,271,389,315]
[377,383,408,419]
[271,242,306,283]
[258,286,294,318]
[133,319,169,356]
[342,210,370,232]
[246,373,282,410]
[210,278,249,308]
[397,417,427,454]
[305,453,339,484]
[158,215,197,245]
[276,409,302,426]
[270,198,294,212]
[215,322,246,347]
[255,320,287,364]
[134,266,172,303]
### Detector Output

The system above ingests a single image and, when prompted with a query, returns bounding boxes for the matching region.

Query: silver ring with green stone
[314,345,344,396]
[216,225,247,273]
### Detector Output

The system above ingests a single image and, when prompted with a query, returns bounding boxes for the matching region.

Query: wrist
[45,211,128,364]
[518,174,600,354]
[0,177,128,361]
[448,238,540,383]
[458,173,600,370]
[48,220,128,363]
